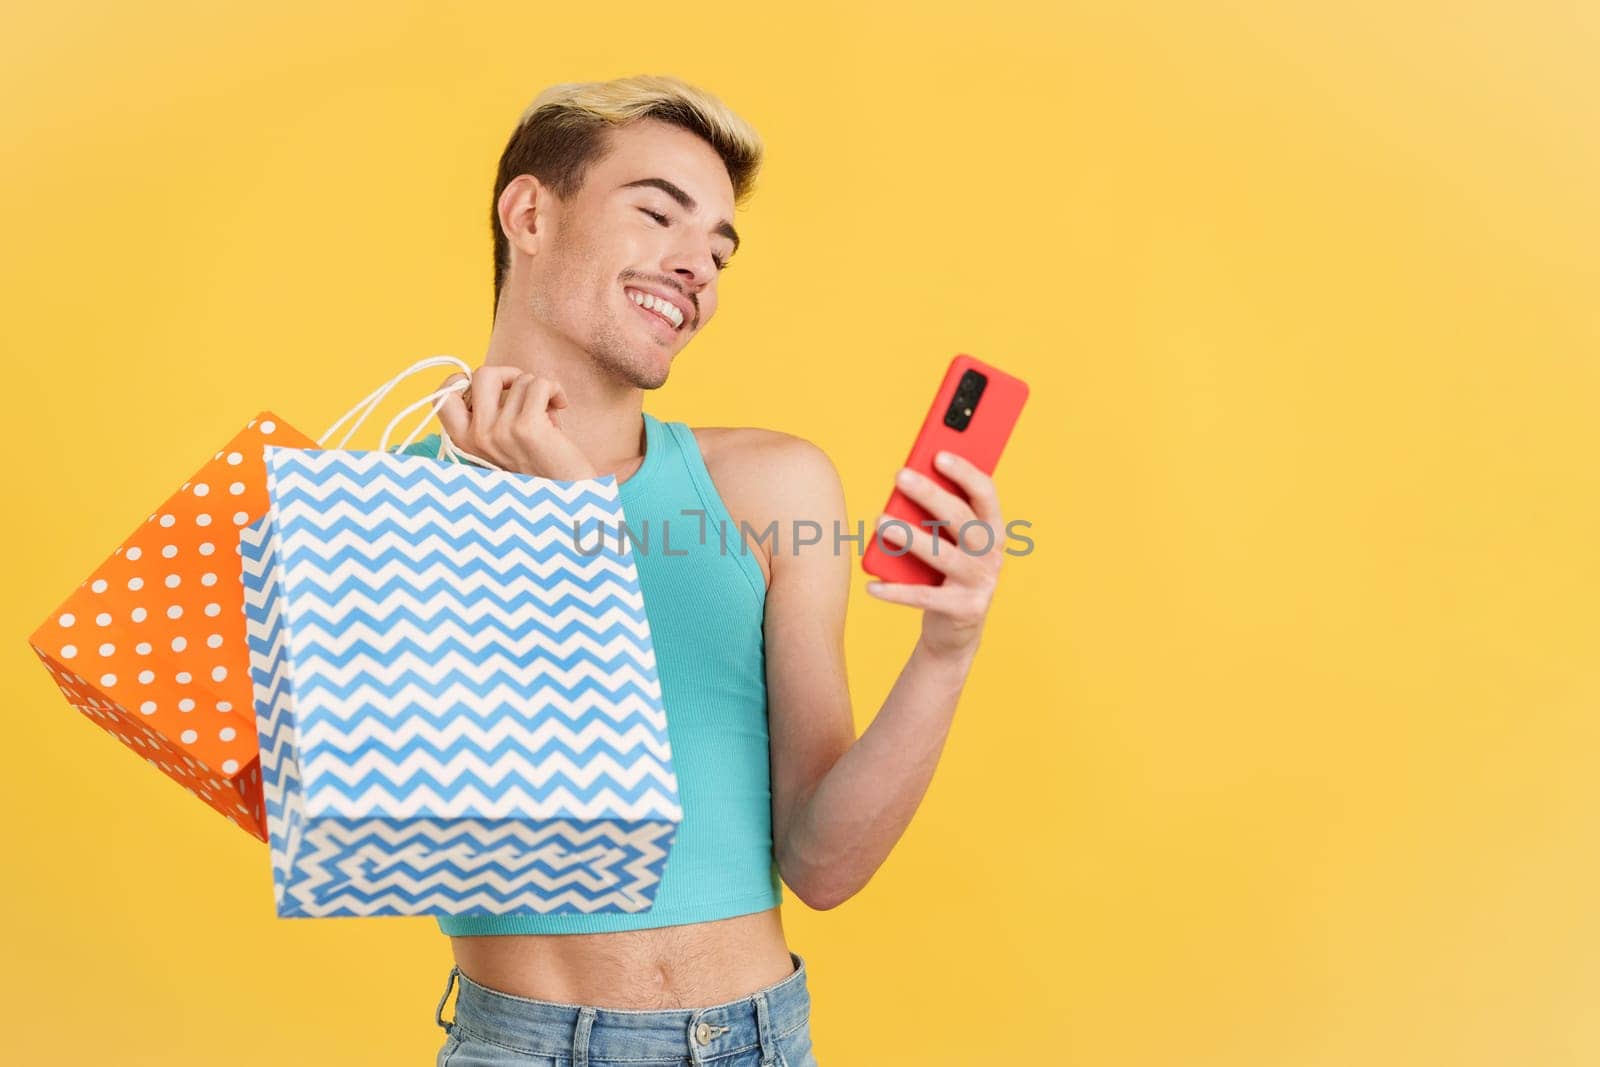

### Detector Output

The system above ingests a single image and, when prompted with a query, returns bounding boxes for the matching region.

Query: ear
[498,174,549,260]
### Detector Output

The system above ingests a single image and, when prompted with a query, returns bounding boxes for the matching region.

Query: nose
[661,244,718,293]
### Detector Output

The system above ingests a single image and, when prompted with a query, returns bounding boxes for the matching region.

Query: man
[410,74,1011,1067]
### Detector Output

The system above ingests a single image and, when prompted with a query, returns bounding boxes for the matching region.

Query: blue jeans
[434,951,819,1066]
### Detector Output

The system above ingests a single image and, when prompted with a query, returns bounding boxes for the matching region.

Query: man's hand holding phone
[868,451,1008,662]
[862,354,1029,663]
[435,366,598,480]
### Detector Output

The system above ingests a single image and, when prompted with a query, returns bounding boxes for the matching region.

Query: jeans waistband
[437,950,810,1065]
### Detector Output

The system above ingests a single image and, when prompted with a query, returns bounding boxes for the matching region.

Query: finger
[437,371,469,408]
[951,516,1006,564]
[932,450,1003,527]
[516,378,560,430]
[467,369,521,412]
[546,388,569,427]
[436,384,470,443]
[466,371,501,427]
[527,376,558,410]
[873,514,973,579]
[463,364,523,405]
[894,466,976,530]
[466,365,521,420]
[862,578,944,610]
[497,374,536,437]
[433,373,469,437]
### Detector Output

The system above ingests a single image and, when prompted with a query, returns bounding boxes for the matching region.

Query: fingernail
[895,467,918,487]
[935,451,953,469]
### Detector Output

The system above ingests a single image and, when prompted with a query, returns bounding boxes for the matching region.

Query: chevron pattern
[239,446,680,918]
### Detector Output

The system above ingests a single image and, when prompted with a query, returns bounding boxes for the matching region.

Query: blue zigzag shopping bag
[239,356,681,918]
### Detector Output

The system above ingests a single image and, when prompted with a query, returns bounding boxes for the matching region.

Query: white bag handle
[318,354,469,448]
[315,354,506,471]
[379,381,504,470]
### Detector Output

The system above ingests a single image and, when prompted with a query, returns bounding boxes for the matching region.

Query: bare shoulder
[690,425,844,513]
[688,426,847,584]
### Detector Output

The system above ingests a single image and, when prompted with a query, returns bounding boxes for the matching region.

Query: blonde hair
[490,74,764,314]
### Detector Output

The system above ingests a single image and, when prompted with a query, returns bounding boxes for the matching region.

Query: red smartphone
[862,354,1030,586]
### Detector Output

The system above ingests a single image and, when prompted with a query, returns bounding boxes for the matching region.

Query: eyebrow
[619,177,740,256]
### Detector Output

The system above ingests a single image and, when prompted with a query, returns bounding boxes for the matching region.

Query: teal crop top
[396,411,783,934]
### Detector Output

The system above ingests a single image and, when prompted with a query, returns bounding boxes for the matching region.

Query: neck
[481,314,648,482]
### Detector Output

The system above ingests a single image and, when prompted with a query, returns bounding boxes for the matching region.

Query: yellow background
[3,2,1598,1064]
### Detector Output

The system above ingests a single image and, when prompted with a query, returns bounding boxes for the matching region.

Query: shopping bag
[240,359,681,918]
[26,413,319,840]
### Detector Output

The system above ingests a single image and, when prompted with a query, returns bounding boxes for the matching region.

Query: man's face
[518,118,739,389]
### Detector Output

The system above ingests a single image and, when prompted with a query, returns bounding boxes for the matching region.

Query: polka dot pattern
[25,411,313,842]
[27,645,268,840]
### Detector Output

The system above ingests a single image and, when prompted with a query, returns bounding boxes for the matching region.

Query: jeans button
[695,1021,712,1046]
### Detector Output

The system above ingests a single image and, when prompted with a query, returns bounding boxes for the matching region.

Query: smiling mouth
[624,286,687,332]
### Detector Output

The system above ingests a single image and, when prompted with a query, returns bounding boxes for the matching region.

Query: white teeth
[627,288,683,328]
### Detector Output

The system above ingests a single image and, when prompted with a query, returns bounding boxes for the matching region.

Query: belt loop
[434,967,460,1034]
[573,1006,597,1067]
[754,991,778,1066]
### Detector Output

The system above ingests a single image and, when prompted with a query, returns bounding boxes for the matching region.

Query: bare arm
[761,441,1006,910]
